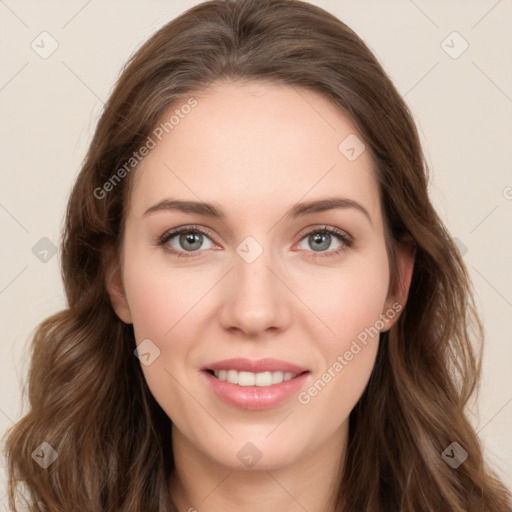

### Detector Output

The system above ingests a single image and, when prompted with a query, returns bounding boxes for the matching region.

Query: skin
[106,80,414,512]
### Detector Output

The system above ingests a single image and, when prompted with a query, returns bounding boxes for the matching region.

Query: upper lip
[203,358,309,374]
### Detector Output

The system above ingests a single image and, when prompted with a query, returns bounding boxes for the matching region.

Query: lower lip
[202,370,310,410]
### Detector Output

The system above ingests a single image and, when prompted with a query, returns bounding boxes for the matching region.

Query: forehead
[128,80,381,225]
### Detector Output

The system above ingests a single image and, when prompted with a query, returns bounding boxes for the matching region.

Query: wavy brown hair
[3,0,511,510]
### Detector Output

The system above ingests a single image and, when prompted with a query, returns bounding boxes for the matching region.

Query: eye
[157,225,216,258]
[296,226,353,257]
[156,224,353,260]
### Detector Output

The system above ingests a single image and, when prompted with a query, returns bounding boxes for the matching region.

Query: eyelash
[156,224,353,260]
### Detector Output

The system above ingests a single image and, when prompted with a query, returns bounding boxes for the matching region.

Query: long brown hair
[3,1,511,510]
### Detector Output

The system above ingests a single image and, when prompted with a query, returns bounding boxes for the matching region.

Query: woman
[3,0,511,510]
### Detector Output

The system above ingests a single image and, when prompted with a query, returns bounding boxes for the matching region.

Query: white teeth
[255,372,272,386]
[271,371,284,384]
[238,371,255,386]
[226,369,238,384]
[212,369,299,386]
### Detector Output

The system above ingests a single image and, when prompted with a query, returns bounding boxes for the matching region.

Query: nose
[217,240,293,338]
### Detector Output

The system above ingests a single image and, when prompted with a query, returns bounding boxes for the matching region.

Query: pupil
[181,232,202,251]
[311,232,330,251]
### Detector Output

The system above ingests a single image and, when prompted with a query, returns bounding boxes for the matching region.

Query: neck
[169,421,348,512]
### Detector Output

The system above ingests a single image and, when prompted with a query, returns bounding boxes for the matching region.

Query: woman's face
[108,80,412,471]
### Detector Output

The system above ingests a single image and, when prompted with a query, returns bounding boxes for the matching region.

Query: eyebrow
[144,197,372,225]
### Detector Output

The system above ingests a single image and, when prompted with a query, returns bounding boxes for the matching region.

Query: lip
[202,357,309,374]
[202,369,310,410]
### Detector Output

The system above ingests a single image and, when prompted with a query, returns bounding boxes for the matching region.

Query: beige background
[1,0,511,503]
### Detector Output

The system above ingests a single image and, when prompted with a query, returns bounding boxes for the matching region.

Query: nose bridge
[219,234,292,335]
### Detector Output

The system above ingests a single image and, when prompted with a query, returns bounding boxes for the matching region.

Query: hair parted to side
[3,0,511,511]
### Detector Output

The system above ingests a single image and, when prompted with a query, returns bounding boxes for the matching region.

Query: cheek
[296,294,383,436]
[122,254,200,422]
[121,247,210,392]
[125,274,171,341]
[302,247,390,349]
[295,249,389,407]
[122,250,204,341]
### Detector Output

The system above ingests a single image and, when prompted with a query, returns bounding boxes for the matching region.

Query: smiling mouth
[205,369,309,387]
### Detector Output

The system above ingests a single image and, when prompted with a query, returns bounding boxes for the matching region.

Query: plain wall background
[1,0,511,503]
